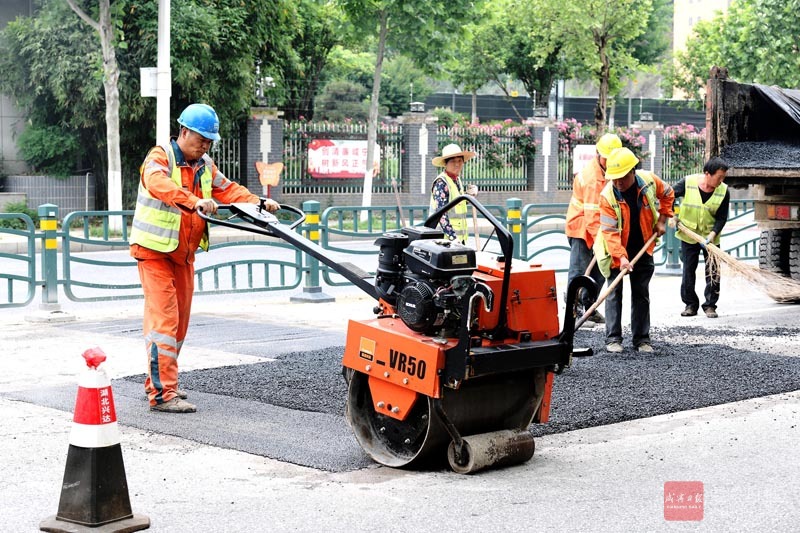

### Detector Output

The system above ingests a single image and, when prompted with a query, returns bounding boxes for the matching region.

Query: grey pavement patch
[52,313,346,357]
[3,380,371,472]
[22,317,800,472]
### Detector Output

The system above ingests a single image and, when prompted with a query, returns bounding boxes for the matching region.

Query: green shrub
[17,125,80,178]
[0,200,39,229]
[431,107,467,128]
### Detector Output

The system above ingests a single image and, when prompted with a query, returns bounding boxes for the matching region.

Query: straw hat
[432,144,476,167]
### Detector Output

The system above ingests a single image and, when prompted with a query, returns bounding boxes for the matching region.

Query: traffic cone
[40,347,150,532]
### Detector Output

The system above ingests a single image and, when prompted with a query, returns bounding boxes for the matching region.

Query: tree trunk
[594,34,610,133]
[65,0,122,227]
[471,90,477,123]
[360,9,388,220]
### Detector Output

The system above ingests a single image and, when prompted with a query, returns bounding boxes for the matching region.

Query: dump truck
[705,66,800,283]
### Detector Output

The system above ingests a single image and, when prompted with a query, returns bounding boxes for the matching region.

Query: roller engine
[374,227,488,338]
[200,196,593,473]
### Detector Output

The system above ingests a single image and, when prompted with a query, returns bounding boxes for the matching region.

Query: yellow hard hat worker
[604,147,640,180]
[595,133,623,158]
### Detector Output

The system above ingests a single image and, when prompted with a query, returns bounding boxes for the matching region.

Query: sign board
[307,138,380,179]
[140,67,157,97]
[572,144,597,176]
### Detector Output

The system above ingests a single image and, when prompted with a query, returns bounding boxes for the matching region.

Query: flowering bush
[555,120,651,166]
[439,119,539,170]
[664,123,705,178]
[557,118,584,155]
[614,126,649,162]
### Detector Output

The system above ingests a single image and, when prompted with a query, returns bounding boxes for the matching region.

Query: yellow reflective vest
[130,143,213,252]
[675,174,727,245]
[430,172,468,243]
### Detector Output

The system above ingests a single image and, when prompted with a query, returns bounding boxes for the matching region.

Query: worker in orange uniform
[565,133,622,325]
[130,103,279,413]
[593,147,674,354]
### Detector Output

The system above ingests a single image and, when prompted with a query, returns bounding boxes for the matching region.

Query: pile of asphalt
[721,141,800,169]
[170,323,800,436]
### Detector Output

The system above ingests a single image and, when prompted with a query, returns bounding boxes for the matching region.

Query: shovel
[575,233,658,329]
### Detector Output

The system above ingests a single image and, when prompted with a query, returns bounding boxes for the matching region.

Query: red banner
[307,138,380,179]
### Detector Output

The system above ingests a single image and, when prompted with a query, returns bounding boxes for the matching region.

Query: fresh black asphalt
[7,316,800,472]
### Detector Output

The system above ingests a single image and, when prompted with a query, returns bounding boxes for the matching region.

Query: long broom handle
[575,233,658,329]
[584,255,597,276]
[472,205,481,249]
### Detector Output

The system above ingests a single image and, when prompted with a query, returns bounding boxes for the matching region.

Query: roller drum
[447,429,535,474]
[346,369,546,470]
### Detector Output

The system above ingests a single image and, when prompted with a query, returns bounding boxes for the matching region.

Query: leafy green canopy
[673,0,800,99]
[0,0,294,205]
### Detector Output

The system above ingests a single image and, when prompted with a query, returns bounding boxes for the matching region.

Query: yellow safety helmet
[596,133,622,158]
[605,147,639,180]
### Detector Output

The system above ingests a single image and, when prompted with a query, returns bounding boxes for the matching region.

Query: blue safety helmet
[177,103,221,141]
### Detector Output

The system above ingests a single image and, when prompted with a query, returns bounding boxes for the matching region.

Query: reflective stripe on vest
[675,174,727,245]
[593,171,659,278]
[130,143,213,252]
[430,172,468,243]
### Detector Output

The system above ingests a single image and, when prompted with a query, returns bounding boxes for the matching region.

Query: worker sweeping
[130,103,279,413]
[672,157,730,318]
[593,147,674,353]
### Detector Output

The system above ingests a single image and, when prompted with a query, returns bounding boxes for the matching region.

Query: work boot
[150,397,196,413]
[606,342,623,353]
[704,307,718,318]
[635,343,654,353]
[143,389,188,401]
[681,306,697,317]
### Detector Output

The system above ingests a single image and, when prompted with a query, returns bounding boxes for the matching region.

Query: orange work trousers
[137,256,194,406]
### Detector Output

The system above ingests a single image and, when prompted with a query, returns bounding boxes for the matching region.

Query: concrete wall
[1,1,34,176]
[5,174,96,219]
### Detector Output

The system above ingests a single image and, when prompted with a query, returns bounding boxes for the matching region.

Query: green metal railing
[0,200,759,308]
[0,213,36,308]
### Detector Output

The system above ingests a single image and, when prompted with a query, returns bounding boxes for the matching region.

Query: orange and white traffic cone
[40,347,150,533]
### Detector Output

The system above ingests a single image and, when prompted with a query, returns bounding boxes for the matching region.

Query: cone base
[40,513,150,533]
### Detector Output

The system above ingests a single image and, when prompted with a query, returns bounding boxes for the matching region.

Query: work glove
[699,238,709,251]
[258,197,280,212]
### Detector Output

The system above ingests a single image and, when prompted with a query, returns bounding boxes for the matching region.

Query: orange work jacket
[130,141,259,265]
[565,156,607,248]
[596,171,675,271]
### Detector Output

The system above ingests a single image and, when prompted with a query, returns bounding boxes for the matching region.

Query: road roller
[202,196,594,473]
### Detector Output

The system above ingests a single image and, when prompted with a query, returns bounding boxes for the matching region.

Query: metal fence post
[663,224,682,273]
[27,204,74,322]
[506,198,523,260]
[290,200,335,303]
[38,204,59,305]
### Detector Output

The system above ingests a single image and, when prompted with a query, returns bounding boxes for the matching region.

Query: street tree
[672,0,800,100]
[0,0,294,208]
[337,0,480,210]
[64,0,124,219]
[541,0,652,132]
[272,0,340,120]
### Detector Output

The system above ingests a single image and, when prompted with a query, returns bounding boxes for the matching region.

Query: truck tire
[759,230,790,275]
[790,229,800,281]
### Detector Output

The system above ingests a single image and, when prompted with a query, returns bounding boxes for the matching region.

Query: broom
[575,233,658,329]
[676,221,800,303]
